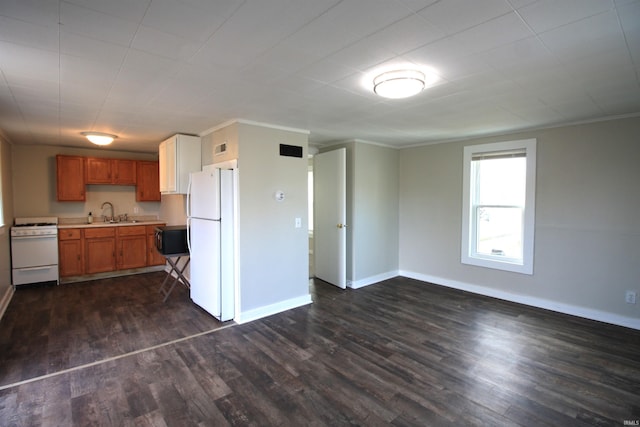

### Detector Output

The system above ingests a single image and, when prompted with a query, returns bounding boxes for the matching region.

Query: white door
[159,137,176,193]
[314,148,347,288]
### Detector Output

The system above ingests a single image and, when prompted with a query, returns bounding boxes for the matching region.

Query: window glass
[473,156,526,260]
[462,139,536,274]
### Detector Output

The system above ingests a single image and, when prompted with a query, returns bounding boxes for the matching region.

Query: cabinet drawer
[117,225,146,236]
[59,228,81,240]
[84,227,115,238]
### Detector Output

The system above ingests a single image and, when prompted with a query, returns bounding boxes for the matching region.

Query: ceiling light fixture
[82,132,117,146]
[373,69,426,99]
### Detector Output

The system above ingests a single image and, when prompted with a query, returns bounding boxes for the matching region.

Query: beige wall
[201,122,239,166]
[352,142,399,284]
[236,123,310,317]
[12,145,160,221]
[399,116,640,327]
[159,194,187,226]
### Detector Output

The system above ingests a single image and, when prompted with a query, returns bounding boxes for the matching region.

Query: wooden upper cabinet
[86,157,112,184]
[58,154,156,202]
[112,159,137,184]
[136,161,161,201]
[86,158,137,185]
[56,155,86,201]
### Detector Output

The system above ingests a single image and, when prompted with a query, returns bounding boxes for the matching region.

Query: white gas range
[10,217,59,286]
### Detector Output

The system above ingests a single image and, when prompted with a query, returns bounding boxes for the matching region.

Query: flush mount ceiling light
[373,69,426,99]
[82,132,117,146]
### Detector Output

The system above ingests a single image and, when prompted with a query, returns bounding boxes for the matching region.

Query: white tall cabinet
[159,134,202,194]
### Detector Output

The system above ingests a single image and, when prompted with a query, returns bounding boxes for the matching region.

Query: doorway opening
[308,157,314,279]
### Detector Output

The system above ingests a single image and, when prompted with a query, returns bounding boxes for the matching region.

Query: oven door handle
[15,265,55,271]
[11,234,57,240]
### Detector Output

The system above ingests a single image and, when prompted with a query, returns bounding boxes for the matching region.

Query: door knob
[337,223,347,229]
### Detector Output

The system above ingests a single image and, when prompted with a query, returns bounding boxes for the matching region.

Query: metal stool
[159,254,190,302]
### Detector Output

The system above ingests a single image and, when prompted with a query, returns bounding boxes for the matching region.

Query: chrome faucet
[101,201,114,222]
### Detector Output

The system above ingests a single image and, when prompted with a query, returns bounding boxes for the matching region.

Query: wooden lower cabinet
[59,228,83,277]
[84,228,116,274]
[146,225,166,266]
[59,223,168,278]
[117,226,147,269]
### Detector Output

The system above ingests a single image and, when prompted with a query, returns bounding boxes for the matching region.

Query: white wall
[399,117,640,329]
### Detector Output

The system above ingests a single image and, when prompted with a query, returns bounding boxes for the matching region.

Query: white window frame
[461,138,536,275]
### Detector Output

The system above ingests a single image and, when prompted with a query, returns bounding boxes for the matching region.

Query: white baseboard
[0,285,15,321]
[235,294,313,324]
[349,270,399,289]
[399,270,640,331]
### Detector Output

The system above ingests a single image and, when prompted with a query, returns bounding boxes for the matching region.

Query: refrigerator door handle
[186,217,192,254]
[186,174,192,219]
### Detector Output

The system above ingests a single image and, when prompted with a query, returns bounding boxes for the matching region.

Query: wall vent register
[214,142,227,156]
[279,144,303,158]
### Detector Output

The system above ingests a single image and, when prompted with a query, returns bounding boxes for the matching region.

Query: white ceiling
[1,0,639,153]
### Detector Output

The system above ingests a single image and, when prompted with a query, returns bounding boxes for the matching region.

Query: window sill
[462,254,532,275]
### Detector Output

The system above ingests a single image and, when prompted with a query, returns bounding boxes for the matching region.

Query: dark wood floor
[0,273,639,426]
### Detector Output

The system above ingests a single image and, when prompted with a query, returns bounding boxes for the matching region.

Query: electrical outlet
[625,291,637,304]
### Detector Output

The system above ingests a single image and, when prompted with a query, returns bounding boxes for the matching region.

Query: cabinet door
[56,155,86,201]
[136,161,161,201]
[59,239,83,277]
[146,225,166,266]
[118,234,147,269]
[159,137,176,193]
[85,237,116,273]
[113,159,137,185]
[86,158,112,184]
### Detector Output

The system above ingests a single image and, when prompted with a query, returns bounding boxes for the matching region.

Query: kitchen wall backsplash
[84,186,160,222]
[159,194,187,226]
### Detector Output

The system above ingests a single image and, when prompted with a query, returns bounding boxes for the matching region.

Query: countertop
[58,220,166,229]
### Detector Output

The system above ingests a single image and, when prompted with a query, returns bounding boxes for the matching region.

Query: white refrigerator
[187,165,235,321]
